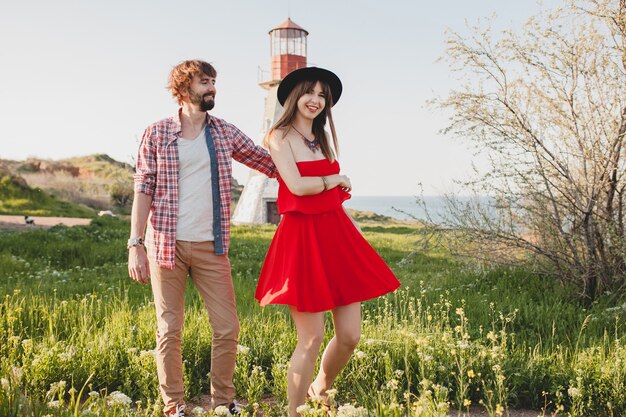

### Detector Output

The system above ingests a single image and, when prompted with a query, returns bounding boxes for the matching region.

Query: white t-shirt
[176,130,214,241]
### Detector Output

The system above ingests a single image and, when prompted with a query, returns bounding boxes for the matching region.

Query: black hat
[277,67,342,107]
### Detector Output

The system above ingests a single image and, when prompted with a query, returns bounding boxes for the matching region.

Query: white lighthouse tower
[232,18,308,224]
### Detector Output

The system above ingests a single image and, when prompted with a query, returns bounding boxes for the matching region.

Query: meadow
[0,217,624,416]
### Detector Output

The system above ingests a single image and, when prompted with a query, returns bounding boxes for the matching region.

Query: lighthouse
[232,18,308,224]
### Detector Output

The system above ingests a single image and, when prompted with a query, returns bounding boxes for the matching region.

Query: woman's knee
[337,330,360,351]
[298,331,324,351]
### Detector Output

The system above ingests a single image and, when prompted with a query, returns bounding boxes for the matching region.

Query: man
[128,59,276,417]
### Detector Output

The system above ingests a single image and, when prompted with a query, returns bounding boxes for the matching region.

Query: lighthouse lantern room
[270,18,308,81]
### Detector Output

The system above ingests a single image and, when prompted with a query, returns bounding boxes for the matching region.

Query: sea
[344,195,441,221]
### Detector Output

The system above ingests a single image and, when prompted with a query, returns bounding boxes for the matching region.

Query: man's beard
[190,91,215,111]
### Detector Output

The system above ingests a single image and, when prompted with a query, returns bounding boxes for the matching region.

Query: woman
[254,67,400,416]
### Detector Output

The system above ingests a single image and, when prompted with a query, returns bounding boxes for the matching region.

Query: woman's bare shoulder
[267,127,292,147]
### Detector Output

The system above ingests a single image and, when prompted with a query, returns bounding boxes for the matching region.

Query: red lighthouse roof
[270,18,309,35]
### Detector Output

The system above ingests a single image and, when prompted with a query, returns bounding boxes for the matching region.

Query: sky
[0,0,561,196]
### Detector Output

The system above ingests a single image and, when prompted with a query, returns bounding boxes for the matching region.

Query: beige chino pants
[149,240,239,414]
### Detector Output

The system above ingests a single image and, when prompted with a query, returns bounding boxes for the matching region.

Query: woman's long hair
[264,79,338,162]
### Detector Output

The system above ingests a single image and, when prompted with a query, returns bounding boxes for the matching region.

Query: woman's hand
[326,174,352,193]
[338,175,352,192]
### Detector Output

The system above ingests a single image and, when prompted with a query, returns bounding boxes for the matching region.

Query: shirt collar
[172,108,215,137]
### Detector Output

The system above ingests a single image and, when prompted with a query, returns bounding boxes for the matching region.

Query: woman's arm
[267,130,351,196]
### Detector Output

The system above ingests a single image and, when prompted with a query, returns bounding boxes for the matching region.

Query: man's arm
[128,126,157,284]
[128,192,153,284]
[230,124,278,178]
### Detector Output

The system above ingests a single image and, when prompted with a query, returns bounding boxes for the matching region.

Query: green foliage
[109,181,134,209]
[0,220,624,416]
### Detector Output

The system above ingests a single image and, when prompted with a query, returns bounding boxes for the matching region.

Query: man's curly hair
[167,60,217,105]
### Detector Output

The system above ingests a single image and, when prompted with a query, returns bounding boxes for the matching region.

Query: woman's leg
[310,303,361,399]
[288,307,325,417]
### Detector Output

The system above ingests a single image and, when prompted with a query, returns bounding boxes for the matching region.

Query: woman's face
[296,81,326,121]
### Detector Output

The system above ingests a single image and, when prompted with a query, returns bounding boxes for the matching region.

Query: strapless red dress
[254,159,400,312]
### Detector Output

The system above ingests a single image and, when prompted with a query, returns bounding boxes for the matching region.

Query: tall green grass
[0,219,624,416]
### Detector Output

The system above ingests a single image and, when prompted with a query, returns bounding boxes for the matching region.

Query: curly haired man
[128,60,276,417]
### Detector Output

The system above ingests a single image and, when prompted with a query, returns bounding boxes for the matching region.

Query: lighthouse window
[272,32,280,55]
[271,28,306,56]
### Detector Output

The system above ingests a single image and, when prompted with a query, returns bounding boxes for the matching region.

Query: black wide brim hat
[277,66,342,107]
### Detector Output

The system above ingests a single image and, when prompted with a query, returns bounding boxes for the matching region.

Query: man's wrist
[127,236,144,249]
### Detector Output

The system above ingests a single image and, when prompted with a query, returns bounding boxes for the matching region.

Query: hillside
[0,154,133,214]
[0,161,95,217]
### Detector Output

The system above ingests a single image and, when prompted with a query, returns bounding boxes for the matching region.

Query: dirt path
[0,215,91,231]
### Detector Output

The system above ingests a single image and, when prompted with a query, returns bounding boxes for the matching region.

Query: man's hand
[128,246,150,284]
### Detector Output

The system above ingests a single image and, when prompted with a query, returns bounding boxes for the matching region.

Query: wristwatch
[127,237,144,249]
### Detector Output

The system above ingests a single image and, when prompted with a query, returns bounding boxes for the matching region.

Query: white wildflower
[47,400,61,409]
[325,388,338,399]
[107,391,132,408]
[191,406,206,416]
[236,344,250,355]
[214,405,230,416]
[336,404,356,416]
[1,378,9,391]
[386,379,399,391]
[456,340,469,349]
[337,404,368,416]
[568,387,582,398]
[296,404,312,414]
[353,350,368,359]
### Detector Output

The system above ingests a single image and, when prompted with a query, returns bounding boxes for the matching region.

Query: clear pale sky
[0,0,560,196]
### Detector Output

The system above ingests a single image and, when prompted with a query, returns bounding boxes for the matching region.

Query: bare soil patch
[0,215,91,231]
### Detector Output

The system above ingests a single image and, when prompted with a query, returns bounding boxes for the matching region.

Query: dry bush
[22,172,111,210]
[433,0,626,301]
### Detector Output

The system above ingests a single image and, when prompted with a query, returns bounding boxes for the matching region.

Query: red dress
[255,159,400,312]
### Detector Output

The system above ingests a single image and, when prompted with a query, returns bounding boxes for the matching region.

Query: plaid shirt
[134,110,276,269]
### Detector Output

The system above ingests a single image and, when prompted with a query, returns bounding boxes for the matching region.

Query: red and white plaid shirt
[134,110,276,269]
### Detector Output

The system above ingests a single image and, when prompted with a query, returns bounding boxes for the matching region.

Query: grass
[0,218,624,416]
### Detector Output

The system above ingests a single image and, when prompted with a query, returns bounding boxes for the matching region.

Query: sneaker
[167,404,186,417]
[228,402,241,415]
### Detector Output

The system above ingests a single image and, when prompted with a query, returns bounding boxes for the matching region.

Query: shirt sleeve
[133,125,157,195]
[229,124,278,178]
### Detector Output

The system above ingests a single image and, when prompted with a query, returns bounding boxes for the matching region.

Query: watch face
[128,237,143,246]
